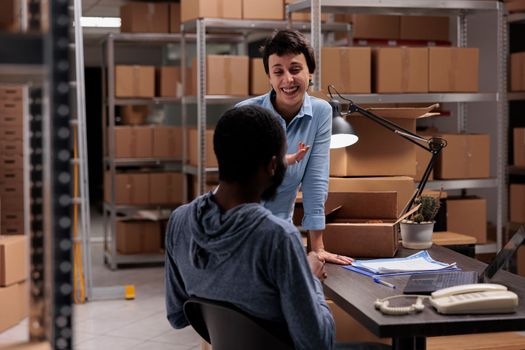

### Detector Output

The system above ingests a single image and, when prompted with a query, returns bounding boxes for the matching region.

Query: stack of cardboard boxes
[0,235,29,332]
[0,86,25,235]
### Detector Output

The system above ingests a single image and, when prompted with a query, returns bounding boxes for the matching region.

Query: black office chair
[183,296,294,350]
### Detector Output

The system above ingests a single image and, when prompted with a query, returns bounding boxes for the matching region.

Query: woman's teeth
[282,86,299,94]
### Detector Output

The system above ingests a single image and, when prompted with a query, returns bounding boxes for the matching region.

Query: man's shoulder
[259,213,301,239]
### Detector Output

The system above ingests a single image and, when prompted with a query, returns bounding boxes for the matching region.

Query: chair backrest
[184,296,295,350]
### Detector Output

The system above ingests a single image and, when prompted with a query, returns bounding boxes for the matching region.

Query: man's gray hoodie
[165,192,335,350]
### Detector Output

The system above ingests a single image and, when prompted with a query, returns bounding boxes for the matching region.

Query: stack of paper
[344,251,459,277]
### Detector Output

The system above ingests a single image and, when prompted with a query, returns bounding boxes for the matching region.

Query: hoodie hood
[189,192,271,269]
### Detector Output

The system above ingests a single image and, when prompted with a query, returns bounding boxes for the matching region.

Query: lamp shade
[329,99,358,149]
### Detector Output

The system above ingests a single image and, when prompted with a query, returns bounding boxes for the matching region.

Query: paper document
[348,251,458,276]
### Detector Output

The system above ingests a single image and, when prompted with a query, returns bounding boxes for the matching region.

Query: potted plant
[400,194,441,249]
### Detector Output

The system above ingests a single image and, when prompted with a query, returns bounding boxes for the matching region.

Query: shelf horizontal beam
[183,165,219,175]
[103,202,178,213]
[421,178,498,190]
[287,0,501,16]
[475,242,498,254]
[181,18,350,33]
[103,32,243,44]
[508,12,525,24]
[104,250,164,265]
[104,158,182,167]
[112,97,182,105]
[337,93,499,104]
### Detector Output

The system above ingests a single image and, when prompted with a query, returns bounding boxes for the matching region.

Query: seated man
[165,105,334,350]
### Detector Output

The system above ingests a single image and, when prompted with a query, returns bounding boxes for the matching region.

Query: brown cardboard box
[329,105,439,177]
[321,47,371,94]
[447,196,487,244]
[1,211,24,230]
[284,0,330,22]
[429,47,479,92]
[0,194,24,212]
[181,0,242,23]
[250,58,269,96]
[120,2,169,33]
[0,140,23,155]
[0,125,23,141]
[0,282,27,333]
[120,105,148,125]
[0,101,24,126]
[324,192,403,257]
[373,47,428,93]
[0,235,27,286]
[105,173,150,205]
[510,184,525,224]
[0,86,23,101]
[506,0,525,12]
[0,0,21,32]
[400,16,449,41]
[115,65,155,98]
[116,220,162,254]
[170,3,181,33]
[0,341,51,350]
[152,126,182,159]
[434,133,490,179]
[327,300,391,344]
[518,246,525,277]
[514,128,525,166]
[114,126,153,158]
[157,66,181,97]
[511,52,525,92]
[0,167,23,184]
[193,55,249,96]
[149,172,183,204]
[188,128,218,168]
[0,153,23,170]
[243,0,283,20]
[329,176,415,216]
[352,14,400,40]
[0,179,23,198]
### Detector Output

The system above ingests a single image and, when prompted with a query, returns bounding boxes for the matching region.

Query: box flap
[325,192,397,220]
[356,104,440,119]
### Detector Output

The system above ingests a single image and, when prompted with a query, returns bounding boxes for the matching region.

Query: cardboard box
[188,128,218,168]
[506,0,525,12]
[446,196,487,244]
[250,58,269,96]
[0,101,24,126]
[114,126,153,158]
[0,140,23,156]
[352,14,400,40]
[373,47,428,93]
[510,184,525,224]
[514,128,525,166]
[0,194,24,212]
[120,105,148,125]
[429,47,479,92]
[104,173,149,205]
[329,105,439,177]
[116,220,162,254]
[181,0,242,23]
[149,172,183,204]
[0,125,23,141]
[157,66,181,97]
[400,16,449,41]
[511,52,525,92]
[152,126,182,159]
[321,47,371,94]
[0,86,23,101]
[329,176,415,217]
[193,55,249,96]
[243,0,283,20]
[324,192,404,258]
[327,300,391,344]
[434,133,490,179]
[0,179,23,197]
[170,2,181,33]
[0,153,23,170]
[284,0,330,22]
[0,167,23,184]
[115,65,155,98]
[0,282,27,333]
[120,2,169,33]
[0,235,27,286]
[0,0,22,32]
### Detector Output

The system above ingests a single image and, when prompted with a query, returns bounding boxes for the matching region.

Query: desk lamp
[327,84,447,216]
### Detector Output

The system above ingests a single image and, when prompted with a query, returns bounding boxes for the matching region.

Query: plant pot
[400,221,435,249]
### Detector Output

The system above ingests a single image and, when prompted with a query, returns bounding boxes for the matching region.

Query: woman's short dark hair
[261,29,316,75]
[214,105,286,184]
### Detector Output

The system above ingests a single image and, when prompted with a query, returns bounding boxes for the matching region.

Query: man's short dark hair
[261,29,316,75]
[214,105,286,184]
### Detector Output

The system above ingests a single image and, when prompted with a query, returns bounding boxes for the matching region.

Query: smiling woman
[236,30,353,266]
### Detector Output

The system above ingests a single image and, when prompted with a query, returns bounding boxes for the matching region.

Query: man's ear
[267,156,277,177]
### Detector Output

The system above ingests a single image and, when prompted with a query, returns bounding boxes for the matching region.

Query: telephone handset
[430,283,519,314]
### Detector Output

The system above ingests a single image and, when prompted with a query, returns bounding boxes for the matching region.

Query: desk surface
[323,245,525,339]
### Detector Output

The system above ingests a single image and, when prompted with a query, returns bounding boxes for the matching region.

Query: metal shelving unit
[180,18,351,197]
[101,33,188,269]
[0,1,74,348]
[287,0,507,255]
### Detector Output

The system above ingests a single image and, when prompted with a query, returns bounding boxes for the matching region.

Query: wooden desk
[323,245,525,350]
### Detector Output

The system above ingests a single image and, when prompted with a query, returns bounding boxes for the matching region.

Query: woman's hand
[285,142,310,165]
[307,251,327,281]
[316,249,354,265]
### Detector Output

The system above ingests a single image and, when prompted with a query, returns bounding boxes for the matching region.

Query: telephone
[430,283,519,314]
